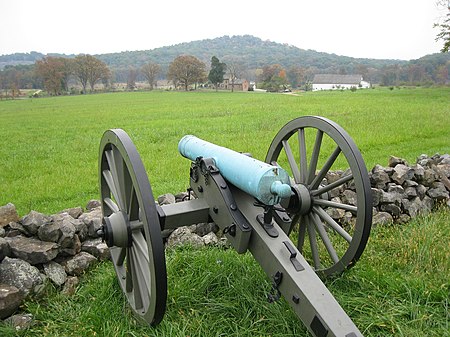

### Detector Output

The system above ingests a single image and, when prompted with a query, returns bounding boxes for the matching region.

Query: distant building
[312,74,370,91]
[220,77,250,91]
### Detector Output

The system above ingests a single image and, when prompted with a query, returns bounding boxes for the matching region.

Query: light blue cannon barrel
[178,135,292,205]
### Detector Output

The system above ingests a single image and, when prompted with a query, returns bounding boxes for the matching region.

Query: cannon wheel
[266,116,372,277]
[99,129,167,325]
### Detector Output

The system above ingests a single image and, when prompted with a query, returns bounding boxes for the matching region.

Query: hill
[1,35,448,85]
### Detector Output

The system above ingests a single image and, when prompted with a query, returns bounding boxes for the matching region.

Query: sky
[0,0,447,60]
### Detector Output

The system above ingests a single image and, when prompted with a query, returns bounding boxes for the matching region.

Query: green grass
[0,88,449,336]
[0,88,449,215]
[0,208,448,336]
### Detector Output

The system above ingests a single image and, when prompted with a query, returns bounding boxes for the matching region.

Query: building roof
[313,74,363,84]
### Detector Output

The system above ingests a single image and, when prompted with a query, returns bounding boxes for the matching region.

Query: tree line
[0,40,449,96]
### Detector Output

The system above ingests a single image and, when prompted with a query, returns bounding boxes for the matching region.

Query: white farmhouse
[312,74,370,91]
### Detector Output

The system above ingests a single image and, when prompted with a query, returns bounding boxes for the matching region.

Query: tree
[141,61,160,90]
[208,56,226,91]
[434,1,450,52]
[35,56,66,95]
[259,64,288,92]
[167,55,206,91]
[73,54,110,93]
[127,67,139,90]
[223,57,243,92]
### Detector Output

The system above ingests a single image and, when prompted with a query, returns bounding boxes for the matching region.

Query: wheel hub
[281,183,313,215]
[100,211,132,248]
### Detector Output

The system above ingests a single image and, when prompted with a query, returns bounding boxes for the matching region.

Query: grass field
[0,87,449,336]
[0,87,449,215]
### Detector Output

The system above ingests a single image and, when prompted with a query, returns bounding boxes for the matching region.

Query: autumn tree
[167,55,206,91]
[208,56,226,91]
[259,64,288,92]
[35,56,67,95]
[141,61,160,90]
[73,54,110,93]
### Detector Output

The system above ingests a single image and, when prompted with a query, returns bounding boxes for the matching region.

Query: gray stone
[0,284,24,319]
[436,163,450,178]
[391,164,413,185]
[81,238,110,260]
[21,210,49,236]
[8,222,27,235]
[372,212,393,226]
[4,313,34,330]
[403,179,418,187]
[43,261,67,286]
[404,186,418,199]
[380,203,402,217]
[62,276,79,296]
[401,197,431,218]
[0,257,43,296]
[371,188,382,207]
[6,236,58,265]
[167,227,204,248]
[0,203,20,228]
[202,232,219,246]
[86,200,101,211]
[326,197,346,219]
[0,237,10,262]
[416,184,427,200]
[427,182,449,201]
[421,168,439,187]
[388,156,408,168]
[192,222,219,237]
[60,207,83,219]
[370,165,390,189]
[411,164,425,181]
[0,226,4,237]
[55,214,76,248]
[78,207,102,238]
[342,190,357,206]
[63,252,97,276]
[60,234,81,256]
[158,193,176,205]
[37,222,61,242]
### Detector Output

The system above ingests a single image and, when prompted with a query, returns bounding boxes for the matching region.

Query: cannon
[97,116,372,337]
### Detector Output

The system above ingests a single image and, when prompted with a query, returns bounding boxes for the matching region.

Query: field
[0,87,449,336]
[0,87,449,215]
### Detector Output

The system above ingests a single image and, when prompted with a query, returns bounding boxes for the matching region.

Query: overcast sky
[0,0,446,60]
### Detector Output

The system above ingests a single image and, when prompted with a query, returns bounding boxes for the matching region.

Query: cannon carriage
[97,116,372,337]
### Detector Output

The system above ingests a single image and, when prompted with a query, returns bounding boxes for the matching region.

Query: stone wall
[0,153,449,328]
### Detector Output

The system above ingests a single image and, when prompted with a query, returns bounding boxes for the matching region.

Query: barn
[312,74,370,91]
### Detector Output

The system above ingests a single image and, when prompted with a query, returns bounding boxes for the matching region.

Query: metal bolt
[292,294,300,304]
[213,207,219,214]
[198,186,203,193]
[230,204,237,211]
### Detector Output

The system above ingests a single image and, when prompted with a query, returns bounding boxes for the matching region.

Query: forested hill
[1,35,406,72]
[1,35,448,85]
[96,35,404,73]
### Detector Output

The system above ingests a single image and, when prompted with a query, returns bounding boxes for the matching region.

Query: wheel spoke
[307,130,323,185]
[282,139,301,184]
[126,248,133,292]
[306,215,321,269]
[116,247,126,267]
[313,206,352,243]
[106,149,126,210]
[310,212,339,264]
[296,215,306,253]
[313,199,357,213]
[132,234,151,293]
[298,129,308,183]
[309,146,341,190]
[128,185,139,221]
[129,247,144,310]
[104,197,119,213]
[311,173,353,197]
[102,169,121,205]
